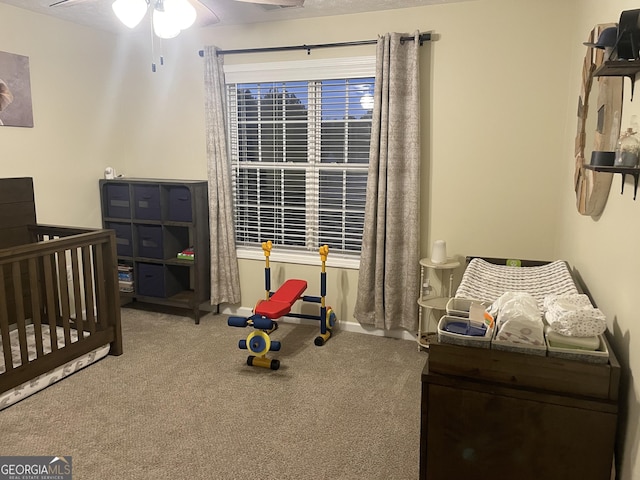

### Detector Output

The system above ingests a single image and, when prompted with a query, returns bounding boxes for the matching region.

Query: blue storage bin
[133,184,161,220]
[167,186,193,222]
[137,263,164,297]
[105,184,131,219]
[137,225,163,259]
[106,222,133,257]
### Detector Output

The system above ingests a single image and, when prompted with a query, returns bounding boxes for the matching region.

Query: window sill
[236,247,360,270]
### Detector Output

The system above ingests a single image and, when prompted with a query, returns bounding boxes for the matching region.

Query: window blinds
[226,62,374,257]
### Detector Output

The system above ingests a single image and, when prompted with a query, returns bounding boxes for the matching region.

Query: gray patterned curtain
[203,46,241,305]
[353,32,421,331]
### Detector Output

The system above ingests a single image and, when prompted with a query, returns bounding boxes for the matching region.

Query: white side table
[417,257,460,349]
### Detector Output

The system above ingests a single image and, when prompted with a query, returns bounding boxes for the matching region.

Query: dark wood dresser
[420,339,620,480]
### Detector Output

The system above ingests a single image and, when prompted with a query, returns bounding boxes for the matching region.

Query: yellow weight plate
[246,330,271,357]
[325,307,335,330]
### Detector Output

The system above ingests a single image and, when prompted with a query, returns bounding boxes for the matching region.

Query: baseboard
[219,305,416,342]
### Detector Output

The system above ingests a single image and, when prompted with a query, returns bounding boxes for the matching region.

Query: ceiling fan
[48,0,305,71]
[49,0,305,38]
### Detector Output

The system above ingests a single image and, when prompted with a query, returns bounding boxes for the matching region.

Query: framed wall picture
[0,50,34,128]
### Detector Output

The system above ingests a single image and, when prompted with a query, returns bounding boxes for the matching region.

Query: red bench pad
[254,279,307,319]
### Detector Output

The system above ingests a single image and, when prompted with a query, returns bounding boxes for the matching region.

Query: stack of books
[118,264,134,293]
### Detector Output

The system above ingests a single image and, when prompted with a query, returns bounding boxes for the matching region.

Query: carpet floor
[0,305,427,480]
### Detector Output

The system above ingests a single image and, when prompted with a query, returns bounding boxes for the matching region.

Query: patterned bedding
[0,325,109,410]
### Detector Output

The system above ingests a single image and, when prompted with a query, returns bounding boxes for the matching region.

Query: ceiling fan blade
[233,0,304,7]
[49,0,94,7]
[193,0,220,26]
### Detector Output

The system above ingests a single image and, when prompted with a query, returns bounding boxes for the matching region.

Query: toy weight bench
[254,279,308,319]
[227,241,337,370]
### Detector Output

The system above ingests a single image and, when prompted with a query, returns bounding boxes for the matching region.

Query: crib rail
[0,225,122,394]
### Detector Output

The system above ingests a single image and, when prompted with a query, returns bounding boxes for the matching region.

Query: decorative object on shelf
[583,26,618,61]
[430,240,447,264]
[592,10,640,100]
[574,23,623,216]
[616,9,640,60]
[614,126,640,167]
[590,151,616,166]
[177,247,194,261]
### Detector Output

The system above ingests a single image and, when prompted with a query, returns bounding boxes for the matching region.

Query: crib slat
[47,251,61,319]
[56,251,72,346]
[82,245,96,335]
[42,254,59,352]
[70,248,84,338]
[28,257,44,358]
[94,244,108,329]
[0,265,13,371]
[11,262,29,366]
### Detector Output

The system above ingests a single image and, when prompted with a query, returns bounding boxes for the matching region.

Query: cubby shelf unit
[100,178,212,323]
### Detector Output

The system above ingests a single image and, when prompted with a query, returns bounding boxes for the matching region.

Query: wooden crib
[0,177,122,408]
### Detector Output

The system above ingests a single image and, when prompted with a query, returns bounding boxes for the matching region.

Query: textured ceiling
[0,0,473,33]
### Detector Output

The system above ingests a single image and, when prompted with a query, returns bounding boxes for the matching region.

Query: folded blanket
[543,294,606,337]
[545,327,600,351]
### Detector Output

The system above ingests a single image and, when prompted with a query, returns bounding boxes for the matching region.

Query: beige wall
[0,3,141,225]
[2,0,639,477]
[557,1,640,478]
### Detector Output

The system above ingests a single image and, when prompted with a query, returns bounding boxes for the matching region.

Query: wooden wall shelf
[593,58,640,77]
[594,59,640,99]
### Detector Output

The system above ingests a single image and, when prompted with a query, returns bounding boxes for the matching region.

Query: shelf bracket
[584,164,640,200]
[627,73,637,101]
[620,171,640,199]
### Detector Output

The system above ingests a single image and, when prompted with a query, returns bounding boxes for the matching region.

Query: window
[224,57,375,266]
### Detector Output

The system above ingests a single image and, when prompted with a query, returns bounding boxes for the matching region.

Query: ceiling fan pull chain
[150,11,156,72]
[158,38,164,67]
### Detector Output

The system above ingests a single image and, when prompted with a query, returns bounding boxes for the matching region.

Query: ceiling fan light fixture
[164,0,197,30]
[112,0,148,29]
[152,6,181,39]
